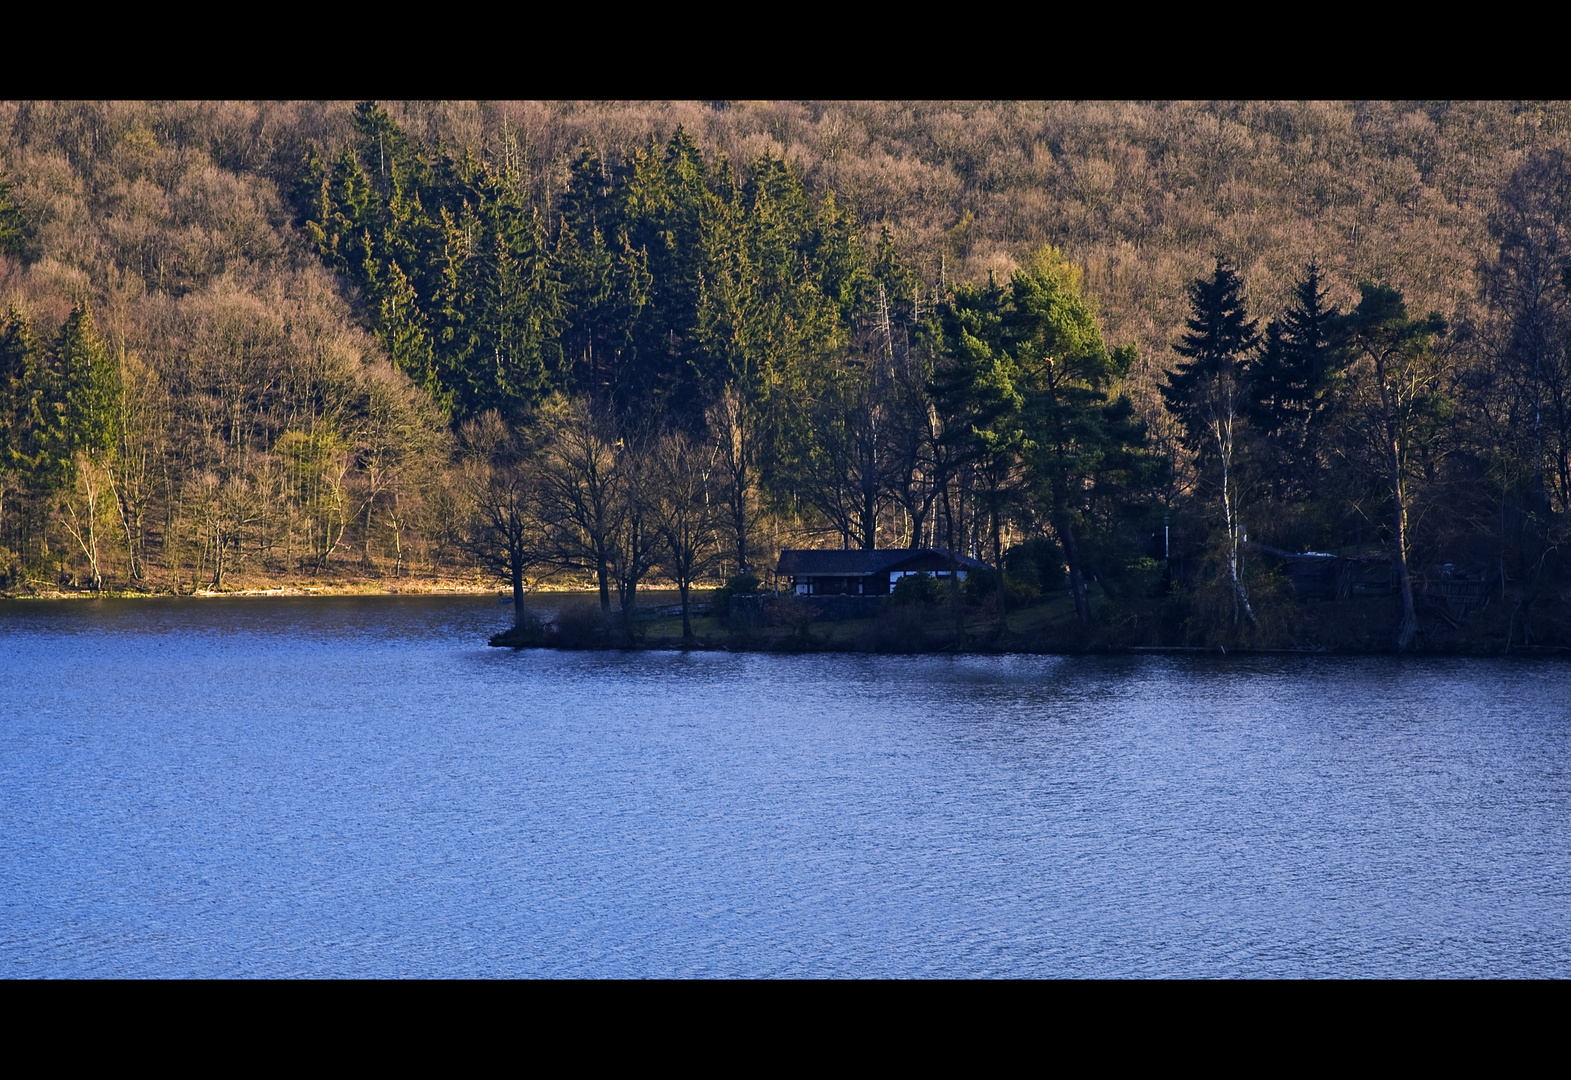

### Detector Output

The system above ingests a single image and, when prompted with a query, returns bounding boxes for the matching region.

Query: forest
[2,100,1569,651]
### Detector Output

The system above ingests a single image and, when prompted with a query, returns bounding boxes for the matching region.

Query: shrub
[764,594,821,635]
[1004,537,1066,594]
[888,571,940,606]
[490,608,547,648]
[711,571,762,617]
[1177,555,1296,649]
[961,567,1040,607]
[549,598,610,648]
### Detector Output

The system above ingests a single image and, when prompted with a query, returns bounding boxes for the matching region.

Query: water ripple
[3,596,1569,977]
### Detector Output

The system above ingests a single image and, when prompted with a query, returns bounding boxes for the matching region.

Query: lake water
[3,594,1569,978]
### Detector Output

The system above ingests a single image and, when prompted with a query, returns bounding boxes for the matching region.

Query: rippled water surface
[3,594,1569,977]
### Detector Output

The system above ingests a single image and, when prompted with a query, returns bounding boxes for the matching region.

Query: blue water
[3,595,1568,977]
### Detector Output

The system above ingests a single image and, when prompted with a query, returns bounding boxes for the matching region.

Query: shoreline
[487,602,1571,658]
[488,635,1571,658]
[0,581,705,602]
[1,581,582,601]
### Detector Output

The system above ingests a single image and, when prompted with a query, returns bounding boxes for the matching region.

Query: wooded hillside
[3,100,1569,651]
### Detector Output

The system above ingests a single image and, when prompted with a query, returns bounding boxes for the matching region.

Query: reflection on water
[3,595,1569,977]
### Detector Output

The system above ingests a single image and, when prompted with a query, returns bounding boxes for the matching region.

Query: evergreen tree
[556,146,652,410]
[1247,263,1340,498]
[434,175,567,419]
[1337,283,1447,651]
[616,130,713,427]
[57,302,120,458]
[1163,258,1259,630]
[2,307,68,493]
[52,302,120,592]
[1009,248,1148,626]
[931,272,1023,631]
[0,307,38,471]
[1164,259,1259,451]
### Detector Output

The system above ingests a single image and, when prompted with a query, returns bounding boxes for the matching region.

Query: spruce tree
[1250,265,1338,440]
[1247,263,1341,501]
[1163,258,1259,631]
[57,302,120,458]
[1164,259,1259,451]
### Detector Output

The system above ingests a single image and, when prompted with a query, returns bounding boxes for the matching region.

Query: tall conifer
[1163,258,1259,630]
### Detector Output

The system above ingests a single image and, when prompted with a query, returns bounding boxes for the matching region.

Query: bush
[549,598,610,648]
[1004,537,1066,594]
[1177,555,1296,649]
[754,594,822,644]
[961,567,1040,607]
[489,608,547,648]
[888,571,940,606]
[764,594,821,633]
[711,571,762,617]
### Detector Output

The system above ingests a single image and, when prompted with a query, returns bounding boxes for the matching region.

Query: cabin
[1247,542,1399,600]
[776,547,989,597]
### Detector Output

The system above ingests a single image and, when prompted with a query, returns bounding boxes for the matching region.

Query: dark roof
[1247,541,1393,564]
[777,547,989,576]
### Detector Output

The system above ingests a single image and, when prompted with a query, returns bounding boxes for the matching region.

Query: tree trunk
[1057,516,1091,626]
[363,495,376,569]
[512,555,526,628]
[1215,402,1256,630]
[990,501,1006,639]
[1376,352,1418,650]
[859,483,877,550]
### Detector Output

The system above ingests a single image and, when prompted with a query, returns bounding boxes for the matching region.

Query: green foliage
[1,307,47,477]
[1163,258,1258,454]
[1004,537,1066,593]
[1,302,119,495]
[711,570,761,615]
[57,303,120,458]
[931,246,1157,624]
[1248,265,1340,441]
[1177,556,1297,649]
[888,570,940,606]
[960,566,1040,608]
[296,113,881,446]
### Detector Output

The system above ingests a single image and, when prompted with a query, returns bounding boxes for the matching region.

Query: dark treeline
[2,101,1569,650]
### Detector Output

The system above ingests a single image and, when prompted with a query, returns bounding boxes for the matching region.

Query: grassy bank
[490,591,1571,656]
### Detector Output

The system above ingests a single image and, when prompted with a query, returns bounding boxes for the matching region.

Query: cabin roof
[776,547,989,576]
[1247,541,1392,564]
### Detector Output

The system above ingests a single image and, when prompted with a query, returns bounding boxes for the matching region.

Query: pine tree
[931,272,1023,633]
[556,146,653,409]
[1338,283,1447,651]
[1009,248,1147,627]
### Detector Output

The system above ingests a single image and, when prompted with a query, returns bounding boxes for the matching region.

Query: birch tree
[1163,259,1259,630]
